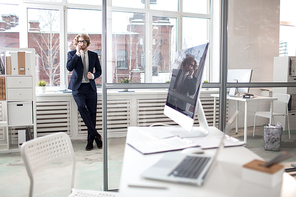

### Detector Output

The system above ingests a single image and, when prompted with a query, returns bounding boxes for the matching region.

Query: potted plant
[203,80,209,90]
[120,78,130,91]
[38,80,47,93]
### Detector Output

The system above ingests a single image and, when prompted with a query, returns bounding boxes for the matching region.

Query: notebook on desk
[127,130,201,155]
[127,126,244,155]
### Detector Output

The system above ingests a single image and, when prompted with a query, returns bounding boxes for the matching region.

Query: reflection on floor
[0,127,295,196]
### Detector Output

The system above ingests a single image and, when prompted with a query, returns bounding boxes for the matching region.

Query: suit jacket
[66,49,102,91]
[173,69,197,96]
[167,69,197,112]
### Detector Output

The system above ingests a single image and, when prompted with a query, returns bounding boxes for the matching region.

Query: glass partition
[227,0,279,89]
[225,0,296,143]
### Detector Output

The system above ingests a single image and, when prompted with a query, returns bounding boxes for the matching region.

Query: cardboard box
[6,56,11,75]
[242,159,284,188]
[18,52,26,75]
[0,76,5,100]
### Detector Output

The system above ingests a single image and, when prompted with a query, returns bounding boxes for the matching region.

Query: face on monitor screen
[166,43,208,119]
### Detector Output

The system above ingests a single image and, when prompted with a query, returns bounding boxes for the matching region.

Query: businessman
[171,55,198,111]
[67,33,102,151]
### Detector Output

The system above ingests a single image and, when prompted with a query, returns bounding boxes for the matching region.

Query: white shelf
[0,48,36,152]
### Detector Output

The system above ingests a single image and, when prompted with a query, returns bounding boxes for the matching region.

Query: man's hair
[181,56,197,70]
[73,33,91,47]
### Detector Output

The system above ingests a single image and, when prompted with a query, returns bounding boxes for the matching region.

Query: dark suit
[168,69,197,112]
[67,49,102,141]
[173,69,197,96]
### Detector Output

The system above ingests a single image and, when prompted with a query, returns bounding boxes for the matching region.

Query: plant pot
[39,86,46,93]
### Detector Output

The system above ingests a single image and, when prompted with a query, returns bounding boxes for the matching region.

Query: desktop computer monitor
[164,43,209,138]
[227,69,253,94]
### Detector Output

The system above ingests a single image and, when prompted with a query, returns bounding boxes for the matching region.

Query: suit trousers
[72,83,98,141]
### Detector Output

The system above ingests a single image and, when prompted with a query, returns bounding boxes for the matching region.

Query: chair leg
[287,114,291,139]
[253,115,256,137]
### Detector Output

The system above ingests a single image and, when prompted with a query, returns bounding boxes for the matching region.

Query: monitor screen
[164,43,209,137]
[227,69,253,94]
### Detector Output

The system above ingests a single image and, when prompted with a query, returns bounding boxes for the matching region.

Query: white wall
[228,0,280,128]
[228,0,280,84]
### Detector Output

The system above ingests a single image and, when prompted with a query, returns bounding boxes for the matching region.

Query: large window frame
[6,0,215,88]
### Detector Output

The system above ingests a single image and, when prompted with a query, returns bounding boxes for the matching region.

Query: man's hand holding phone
[76,44,83,54]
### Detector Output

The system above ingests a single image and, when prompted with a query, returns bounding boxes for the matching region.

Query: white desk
[211,94,277,143]
[118,126,296,197]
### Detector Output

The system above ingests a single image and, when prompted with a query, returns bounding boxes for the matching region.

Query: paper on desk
[127,136,200,155]
[191,135,245,149]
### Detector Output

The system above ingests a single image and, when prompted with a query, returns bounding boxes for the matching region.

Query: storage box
[8,102,32,125]
[242,159,284,188]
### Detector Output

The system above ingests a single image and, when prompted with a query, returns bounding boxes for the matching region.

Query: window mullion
[145,11,152,83]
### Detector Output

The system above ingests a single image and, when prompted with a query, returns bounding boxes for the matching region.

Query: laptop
[141,111,239,186]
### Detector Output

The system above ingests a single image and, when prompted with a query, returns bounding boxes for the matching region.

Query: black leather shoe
[94,135,102,149]
[85,139,94,151]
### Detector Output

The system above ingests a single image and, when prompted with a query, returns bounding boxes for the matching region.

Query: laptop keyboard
[169,156,211,179]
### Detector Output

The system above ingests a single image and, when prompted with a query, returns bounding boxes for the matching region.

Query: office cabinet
[0,48,36,152]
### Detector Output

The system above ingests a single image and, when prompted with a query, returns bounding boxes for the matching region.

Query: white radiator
[35,91,219,139]
[36,101,71,137]
[78,98,131,138]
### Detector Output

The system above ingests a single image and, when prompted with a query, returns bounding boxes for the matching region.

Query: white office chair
[21,132,118,197]
[253,93,291,139]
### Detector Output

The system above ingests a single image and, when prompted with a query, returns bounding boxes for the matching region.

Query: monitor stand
[169,99,210,138]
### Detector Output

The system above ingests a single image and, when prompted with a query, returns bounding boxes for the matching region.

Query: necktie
[176,73,186,92]
[82,52,88,82]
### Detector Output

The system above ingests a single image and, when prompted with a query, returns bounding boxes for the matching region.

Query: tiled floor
[0,127,295,197]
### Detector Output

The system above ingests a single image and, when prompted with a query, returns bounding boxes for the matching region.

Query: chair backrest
[21,132,76,197]
[274,93,290,104]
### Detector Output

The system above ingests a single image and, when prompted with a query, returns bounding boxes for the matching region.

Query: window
[183,0,210,14]
[93,49,102,63]
[112,0,144,9]
[1,0,213,85]
[28,8,61,86]
[67,8,102,86]
[182,17,210,82]
[111,11,146,83]
[0,4,20,48]
[182,17,210,49]
[151,16,177,82]
[150,0,178,11]
[116,50,128,69]
[67,0,101,5]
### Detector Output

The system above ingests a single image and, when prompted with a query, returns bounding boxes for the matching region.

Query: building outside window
[116,50,128,69]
